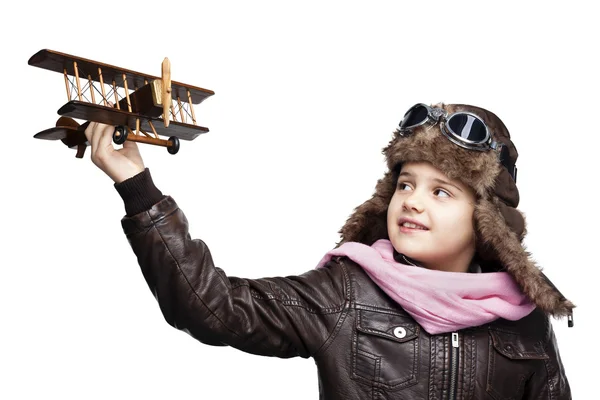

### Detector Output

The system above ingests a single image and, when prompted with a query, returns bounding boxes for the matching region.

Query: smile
[401,222,428,230]
[398,220,429,233]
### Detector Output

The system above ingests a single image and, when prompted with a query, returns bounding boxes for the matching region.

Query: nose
[402,190,425,212]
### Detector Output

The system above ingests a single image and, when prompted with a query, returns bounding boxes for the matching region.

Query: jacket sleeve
[523,318,572,399]
[116,172,347,359]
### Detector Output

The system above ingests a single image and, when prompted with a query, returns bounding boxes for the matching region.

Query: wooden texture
[57,101,208,141]
[98,67,108,106]
[87,75,96,103]
[34,126,78,141]
[112,80,120,109]
[187,89,197,125]
[56,116,80,129]
[126,134,170,147]
[123,73,132,112]
[34,117,83,141]
[29,49,214,105]
[162,57,172,127]
[140,129,152,138]
[73,61,82,100]
[63,69,70,101]
[177,96,186,123]
[170,104,177,122]
[33,125,89,158]
[147,120,159,138]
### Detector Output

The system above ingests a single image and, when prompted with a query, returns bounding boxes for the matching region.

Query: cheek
[386,196,401,231]
[387,196,401,219]
[439,206,475,240]
[386,203,394,228]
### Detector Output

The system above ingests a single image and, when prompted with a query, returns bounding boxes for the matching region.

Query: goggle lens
[400,104,429,129]
[447,114,487,143]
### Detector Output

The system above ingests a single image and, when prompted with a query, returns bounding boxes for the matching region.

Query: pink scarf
[316,239,535,334]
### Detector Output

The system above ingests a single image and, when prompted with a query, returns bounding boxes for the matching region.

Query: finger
[84,121,97,145]
[92,123,113,157]
[84,121,100,160]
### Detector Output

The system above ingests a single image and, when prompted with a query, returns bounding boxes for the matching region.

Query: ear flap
[497,201,527,241]
[475,198,573,316]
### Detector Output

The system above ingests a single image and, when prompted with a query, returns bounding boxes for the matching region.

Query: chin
[390,237,433,264]
[390,237,419,257]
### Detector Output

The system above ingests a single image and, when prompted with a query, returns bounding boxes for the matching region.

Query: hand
[84,121,145,184]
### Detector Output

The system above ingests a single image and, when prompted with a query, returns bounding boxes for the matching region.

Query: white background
[1,1,596,398]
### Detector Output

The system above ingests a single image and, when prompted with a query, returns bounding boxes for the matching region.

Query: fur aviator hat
[337,102,574,324]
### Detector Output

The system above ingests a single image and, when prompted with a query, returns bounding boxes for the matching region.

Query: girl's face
[386,161,477,273]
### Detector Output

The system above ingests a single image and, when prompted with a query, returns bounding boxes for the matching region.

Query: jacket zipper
[449,332,459,400]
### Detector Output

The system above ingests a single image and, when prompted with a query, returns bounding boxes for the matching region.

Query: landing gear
[112,126,180,154]
[167,136,180,154]
[113,126,128,144]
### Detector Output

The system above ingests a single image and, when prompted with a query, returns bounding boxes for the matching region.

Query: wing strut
[63,68,71,101]
[98,67,108,106]
[187,89,197,125]
[73,61,82,101]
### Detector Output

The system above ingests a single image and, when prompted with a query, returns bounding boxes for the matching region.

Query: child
[84,102,573,399]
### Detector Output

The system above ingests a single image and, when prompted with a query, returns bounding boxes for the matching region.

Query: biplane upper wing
[28,49,214,105]
[58,101,208,140]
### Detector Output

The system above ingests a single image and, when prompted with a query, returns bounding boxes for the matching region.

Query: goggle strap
[499,144,517,183]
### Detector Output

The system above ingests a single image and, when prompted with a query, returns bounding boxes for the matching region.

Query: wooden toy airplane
[29,49,214,157]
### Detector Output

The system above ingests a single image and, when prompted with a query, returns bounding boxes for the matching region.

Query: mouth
[398,218,429,232]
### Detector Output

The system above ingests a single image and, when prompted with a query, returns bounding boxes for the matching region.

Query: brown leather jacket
[119,192,571,400]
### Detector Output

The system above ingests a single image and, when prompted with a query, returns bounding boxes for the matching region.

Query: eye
[434,188,451,198]
[397,182,412,191]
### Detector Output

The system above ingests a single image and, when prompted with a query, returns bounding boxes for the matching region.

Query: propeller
[56,116,80,130]
[57,117,88,158]
[162,57,172,127]
[32,116,89,158]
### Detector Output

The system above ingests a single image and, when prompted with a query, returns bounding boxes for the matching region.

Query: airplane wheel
[168,136,180,154]
[113,126,128,145]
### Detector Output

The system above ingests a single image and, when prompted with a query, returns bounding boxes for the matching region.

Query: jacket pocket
[351,309,420,390]
[486,329,549,400]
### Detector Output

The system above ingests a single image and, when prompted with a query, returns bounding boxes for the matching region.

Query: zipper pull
[452,332,459,348]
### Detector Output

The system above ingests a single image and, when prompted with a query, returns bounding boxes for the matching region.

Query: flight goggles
[398,103,517,182]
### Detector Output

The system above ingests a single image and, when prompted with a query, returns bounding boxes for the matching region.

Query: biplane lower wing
[57,101,208,141]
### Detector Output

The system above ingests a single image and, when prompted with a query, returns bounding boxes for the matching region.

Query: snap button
[504,344,513,353]
[393,327,407,339]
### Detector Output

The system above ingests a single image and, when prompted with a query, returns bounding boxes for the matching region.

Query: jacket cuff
[114,168,165,217]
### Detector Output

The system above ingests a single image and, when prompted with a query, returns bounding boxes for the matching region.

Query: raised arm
[116,169,348,359]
